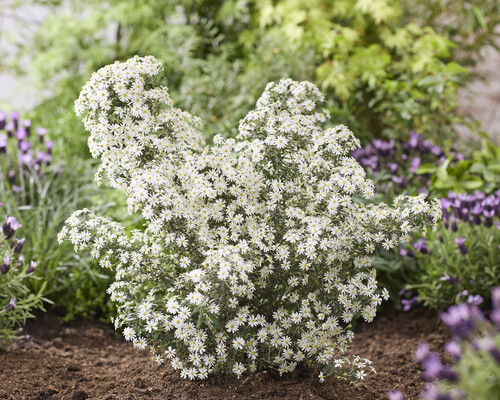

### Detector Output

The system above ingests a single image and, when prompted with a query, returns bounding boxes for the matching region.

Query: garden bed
[0,307,450,400]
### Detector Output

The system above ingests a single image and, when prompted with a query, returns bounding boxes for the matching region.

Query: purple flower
[0,133,6,153]
[440,304,483,339]
[13,237,25,253]
[388,391,404,400]
[454,237,468,255]
[421,352,442,381]
[26,260,37,274]
[4,297,16,313]
[477,337,500,366]
[3,215,22,239]
[0,110,6,130]
[467,295,483,306]
[399,248,415,258]
[413,238,430,254]
[409,157,421,173]
[414,342,430,362]
[36,127,47,142]
[0,256,11,274]
[402,296,419,312]
[444,340,461,360]
[440,273,459,285]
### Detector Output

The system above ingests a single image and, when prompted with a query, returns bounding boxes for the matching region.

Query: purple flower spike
[4,297,16,312]
[399,248,415,258]
[444,340,461,360]
[414,342,430,362]
[26,261,37,274]
[388,391,404,400]
[422,352,442,381]
[0,256,12,274]
[402,296,419,312]
[13,237,25,253]
[413,238,430,254]
[478,338,500,366]
[454,237,468,255]
[409,157,421,173]
[3,215,22,239]
[0,133,6,153]
[467,295,483,305]
[0,110,6,130]
[440,304,483,339]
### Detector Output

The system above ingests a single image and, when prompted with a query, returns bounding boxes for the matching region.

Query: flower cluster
[59,56,441,381]
[0,202,41,346]
[390,286,500,400]
[0,111,58,194]
[352,132,461,193]
[441,190,500,231]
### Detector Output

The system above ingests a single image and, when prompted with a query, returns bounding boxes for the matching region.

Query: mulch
[0,307,450,400]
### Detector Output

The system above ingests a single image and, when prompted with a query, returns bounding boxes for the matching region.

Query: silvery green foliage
[59,56,441,381]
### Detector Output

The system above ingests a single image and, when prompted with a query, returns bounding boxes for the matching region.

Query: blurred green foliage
[417,139,500,195]
[4,0,498,159]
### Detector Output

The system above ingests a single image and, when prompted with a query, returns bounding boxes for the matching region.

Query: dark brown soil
[0,307,450,400]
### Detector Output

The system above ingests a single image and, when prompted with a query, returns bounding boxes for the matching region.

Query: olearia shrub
[389,286,500,400]
[0,202,45,347]
[59,56,441,381]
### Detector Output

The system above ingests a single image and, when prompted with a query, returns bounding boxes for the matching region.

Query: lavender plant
[0,203,45,347]
[390,286,500,400]
[0,111,118,322]
[59,56,441,381]
[403,190,500,310]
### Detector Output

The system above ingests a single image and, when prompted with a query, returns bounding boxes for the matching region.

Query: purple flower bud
[13,237,25,253]
[36,126,47,142]
[444,340,461,360]
[8,170,15,183]
[387,162,399,174]
[477,338,500,366]
[388,391,404,400]
[454,237,468,255]
[422,353,442,381]
[26,261,37,274]
[15,128,28,141]
[492,287,500,311]
[399,248,415,258]
[16,254,25,268]
[402,296,419,312]
[0,111,6,130]
[439,273,459,284]
[0,133,6,153]
[467,295,483,305]
[437,365,459,382]
[409,157,421,174]
[483,209,494,227]
[413,238,429,254]
[408,131,422,149]
[3,215,21,239]
[4,297,16,312]
[19,140,32,153]
[45,140,54,153]
[415,342,430,363]
[10,111,19,129]
[440,304,483,339]
[0,256,11,274]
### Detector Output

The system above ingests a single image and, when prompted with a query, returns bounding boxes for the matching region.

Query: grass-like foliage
[0,204,45,347]
[60,56,441,381]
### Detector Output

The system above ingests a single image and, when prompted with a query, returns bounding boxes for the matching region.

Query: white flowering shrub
[59,56,441,381]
